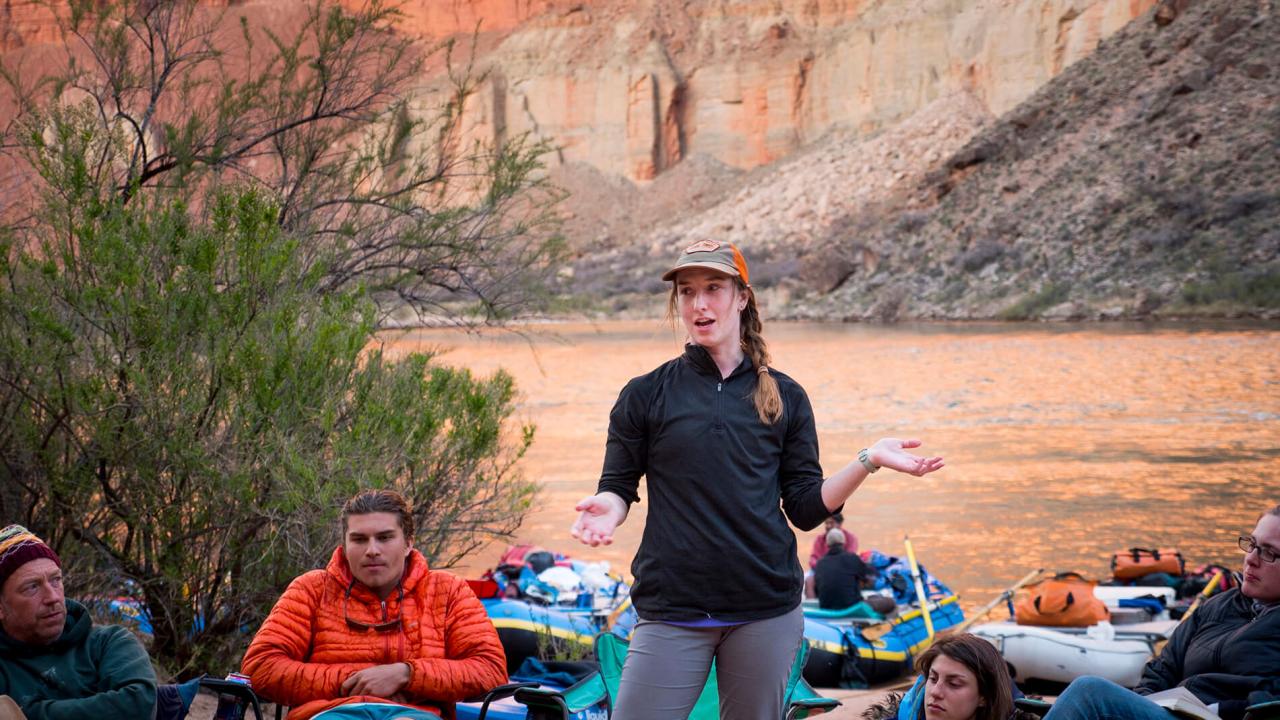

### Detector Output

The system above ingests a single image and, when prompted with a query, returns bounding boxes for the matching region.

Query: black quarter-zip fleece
[597,343,835,622]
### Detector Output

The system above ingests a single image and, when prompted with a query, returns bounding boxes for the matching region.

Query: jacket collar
[326,546,430,601]
[1252,598,1280,618]
[681,343,752,379]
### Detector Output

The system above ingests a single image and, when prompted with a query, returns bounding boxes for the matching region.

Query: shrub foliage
[0,0,550,674]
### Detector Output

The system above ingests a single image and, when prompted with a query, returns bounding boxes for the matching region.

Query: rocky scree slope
[558,92,994,309]
[803,0,1280,321]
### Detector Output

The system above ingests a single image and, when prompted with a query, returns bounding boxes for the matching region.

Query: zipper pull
[717,382,722,392]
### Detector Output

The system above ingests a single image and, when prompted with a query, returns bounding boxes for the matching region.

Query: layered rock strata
[433,0,1157,181]
[4,0,1157,183]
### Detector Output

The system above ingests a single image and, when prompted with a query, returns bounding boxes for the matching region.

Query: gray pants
[611,605,804,720]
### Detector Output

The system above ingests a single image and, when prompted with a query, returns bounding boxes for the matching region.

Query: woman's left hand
[868,438,944,476]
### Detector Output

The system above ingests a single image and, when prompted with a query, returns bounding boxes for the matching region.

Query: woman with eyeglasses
[1044,503,1280,720]
[569,241,944,720]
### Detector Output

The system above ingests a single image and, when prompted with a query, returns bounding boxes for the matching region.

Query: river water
[383,321,1279,615]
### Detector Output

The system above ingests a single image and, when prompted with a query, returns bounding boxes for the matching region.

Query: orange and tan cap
[661,240,750,285]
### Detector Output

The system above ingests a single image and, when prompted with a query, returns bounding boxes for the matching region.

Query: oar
[950,568,1046,634]
[903,535,935,640]
[606,594,633,630]
[1179,571,1223,625]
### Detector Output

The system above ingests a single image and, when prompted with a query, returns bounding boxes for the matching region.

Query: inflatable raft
[971,619,1178,687]
[802,594,966,687]
[971,585,1178,687]
[483,598,605,675]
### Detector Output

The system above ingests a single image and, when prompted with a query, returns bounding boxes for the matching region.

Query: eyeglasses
[1238,535,1279,564]
[343,581,403,632]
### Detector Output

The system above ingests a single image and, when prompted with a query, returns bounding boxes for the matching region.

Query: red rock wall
[440,0,1159,181]
[1,1,65,50]
[3,0,1160,182]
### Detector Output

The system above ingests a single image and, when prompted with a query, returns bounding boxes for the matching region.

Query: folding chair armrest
[1246,700,1280,720]
[198,678,266,720]
[513,687,572,720]
[1014,698,1053,717]
[465,681,541,720]
[785,697,842,719]
[464,681,541,703]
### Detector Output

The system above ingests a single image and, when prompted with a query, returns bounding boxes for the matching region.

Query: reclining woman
[1043,503,1280,720]
[864,633,1036,720]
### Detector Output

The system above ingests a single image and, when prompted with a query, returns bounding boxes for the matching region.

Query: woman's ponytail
[741,286,783,424]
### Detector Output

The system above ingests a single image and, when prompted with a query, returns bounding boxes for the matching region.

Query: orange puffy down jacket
[241,547,506,720]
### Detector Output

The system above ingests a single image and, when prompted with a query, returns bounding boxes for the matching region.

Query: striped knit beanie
[0,525,60,590]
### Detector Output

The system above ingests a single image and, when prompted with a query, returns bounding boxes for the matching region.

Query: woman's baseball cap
[661,240,750,285]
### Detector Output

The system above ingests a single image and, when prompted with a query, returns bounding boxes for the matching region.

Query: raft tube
[802,594,966,687]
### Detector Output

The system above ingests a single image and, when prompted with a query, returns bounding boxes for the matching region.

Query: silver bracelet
[858,448,879,473]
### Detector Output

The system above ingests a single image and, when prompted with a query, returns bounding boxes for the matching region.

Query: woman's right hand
[571,494,626,546]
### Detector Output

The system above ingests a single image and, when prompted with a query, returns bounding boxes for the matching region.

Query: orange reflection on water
[380,321,1280,613]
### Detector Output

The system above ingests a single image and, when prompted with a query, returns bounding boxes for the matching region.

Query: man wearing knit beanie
[0,525,156,720]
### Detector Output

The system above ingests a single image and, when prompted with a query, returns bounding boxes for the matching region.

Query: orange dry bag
[1110,547,1185,580]
[1014,572,1110,627]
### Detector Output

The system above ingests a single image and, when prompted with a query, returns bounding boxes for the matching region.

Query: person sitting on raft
[811,528,872,611]
[863,632,1036,720]
[809,511,859,569]
[1043,503,1280,720]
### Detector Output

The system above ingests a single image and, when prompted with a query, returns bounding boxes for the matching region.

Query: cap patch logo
[684,239,721,254]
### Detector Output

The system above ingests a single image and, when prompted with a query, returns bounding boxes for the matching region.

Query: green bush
[997,282,1071,320]
[0,188,536,674]
[1181,269,1280,308]
[0,0,558,676]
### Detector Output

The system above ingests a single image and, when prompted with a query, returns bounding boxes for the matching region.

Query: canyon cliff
[5,0,1154,181]
[422,0,1159,182]
[572,0,1278,321]
[5,0,1273,320]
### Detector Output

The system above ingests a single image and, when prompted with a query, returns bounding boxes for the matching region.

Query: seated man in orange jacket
[242,489,507,720]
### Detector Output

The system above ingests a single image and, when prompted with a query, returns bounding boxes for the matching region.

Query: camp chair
[1247,701,1280,720]
[156,676,266,720]
[802,600,884,624]
[516,632,840,720]
[256,681,558,720]
[476,659,609,720]
[505,674,611,720]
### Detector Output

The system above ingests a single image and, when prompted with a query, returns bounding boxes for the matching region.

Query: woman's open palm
[571,495,625,546]
[869,438,945,476]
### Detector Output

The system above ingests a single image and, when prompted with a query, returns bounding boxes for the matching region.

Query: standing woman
[570,240,945,720]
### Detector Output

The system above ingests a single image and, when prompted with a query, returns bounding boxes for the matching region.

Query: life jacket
[1015,572,1110,627]
[498,543,546,567]
[466,578,501,599]
[1110,547,1185,580]
[1179,563,1239,598]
